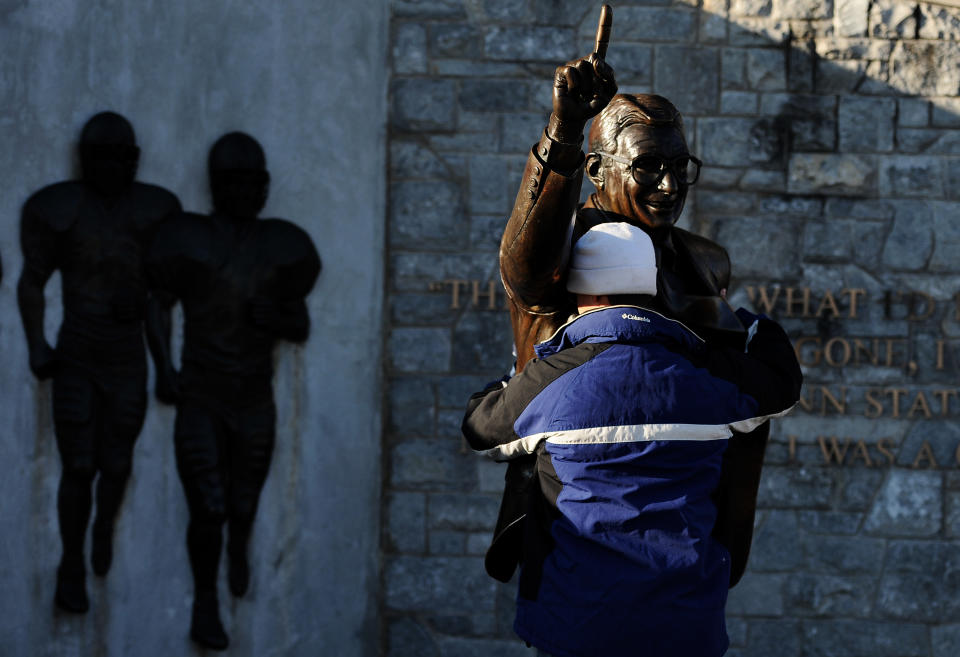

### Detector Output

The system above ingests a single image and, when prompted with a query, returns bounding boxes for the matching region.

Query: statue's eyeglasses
[80,143,141,164]
[595,152,702,187]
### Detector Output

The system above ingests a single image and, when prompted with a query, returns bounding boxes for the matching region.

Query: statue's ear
[585,152,604,190]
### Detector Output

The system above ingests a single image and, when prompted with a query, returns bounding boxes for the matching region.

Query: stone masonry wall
[385,1,960,655]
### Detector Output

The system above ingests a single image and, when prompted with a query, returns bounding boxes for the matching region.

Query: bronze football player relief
[18,112,182,613]
[146,132,320,650]
[18,119,320,651]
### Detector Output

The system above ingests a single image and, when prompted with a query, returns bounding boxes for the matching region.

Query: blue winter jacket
[462,305,801,657]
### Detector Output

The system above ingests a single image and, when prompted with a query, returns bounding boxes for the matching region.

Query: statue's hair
[80,111,136,147]
[589,94,685,155]
[209,131,267,174]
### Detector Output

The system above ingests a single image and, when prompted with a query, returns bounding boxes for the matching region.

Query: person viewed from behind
[493,7,765,590]
[462,223,802,657]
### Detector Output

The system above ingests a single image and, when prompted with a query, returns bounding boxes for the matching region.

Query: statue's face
[80,143,139,196]
[211,169,269,220]
[598,124,689,228]
[208,132,269,220]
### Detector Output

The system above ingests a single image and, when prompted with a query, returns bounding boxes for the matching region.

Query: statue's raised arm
[500,6,617,370]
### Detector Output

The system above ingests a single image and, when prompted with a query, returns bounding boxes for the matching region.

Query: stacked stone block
[386,1,960,655]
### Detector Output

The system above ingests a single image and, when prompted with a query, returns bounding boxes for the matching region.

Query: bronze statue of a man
[146,132,320,651]
[17,111,182,613]
[490,11,766,588]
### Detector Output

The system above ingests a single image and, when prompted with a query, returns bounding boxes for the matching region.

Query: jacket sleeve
[461,366,553,460]
[462,344,602,460]
[700,310,800,588]
[698,309,803,424]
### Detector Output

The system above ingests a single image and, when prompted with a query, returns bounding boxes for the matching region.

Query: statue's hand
[29,341,57,380]
[549,53,617,143]
[249,296,275,329]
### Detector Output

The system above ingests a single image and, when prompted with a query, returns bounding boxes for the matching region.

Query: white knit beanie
[566,222,658,296]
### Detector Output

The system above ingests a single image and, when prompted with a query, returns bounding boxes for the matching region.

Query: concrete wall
[384,1,960,656]
[0,2,387,656]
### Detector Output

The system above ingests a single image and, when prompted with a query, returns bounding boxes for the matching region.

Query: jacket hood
[534,305,704,360]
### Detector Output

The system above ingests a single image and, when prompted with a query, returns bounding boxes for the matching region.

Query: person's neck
[576,293,611,314]
[577,303,609,314]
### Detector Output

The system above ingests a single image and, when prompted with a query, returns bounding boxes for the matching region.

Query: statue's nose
[658,169,679,193]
